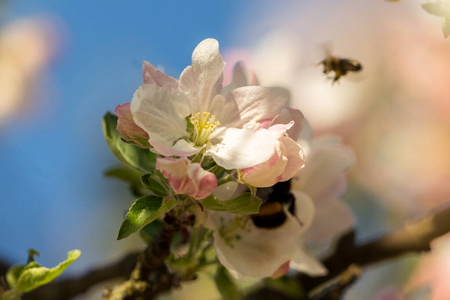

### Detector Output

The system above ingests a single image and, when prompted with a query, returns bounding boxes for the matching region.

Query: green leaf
[117,195,176,240]
[5,266,24,289]
[202,193,262,214]
[141,173,168,197]
[104,167,142,184]
[15,250,81,293]
[214,265,240,300]
[103,112,156,174]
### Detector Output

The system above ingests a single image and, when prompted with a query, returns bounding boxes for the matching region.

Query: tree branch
[245,205,450,299]
[298,205,450,292]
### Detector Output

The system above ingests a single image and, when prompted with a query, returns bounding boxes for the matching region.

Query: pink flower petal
[272,261,290,279]
[156,157,217,199]
[114,103,149,148]
[142,61,178,88]
[239,128,304,188]
[240,143,286,187]
[279,136,305,181]
[130,84,190,146]
[272,108,304,140]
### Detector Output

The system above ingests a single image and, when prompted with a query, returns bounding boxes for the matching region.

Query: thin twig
[308,264,362,300]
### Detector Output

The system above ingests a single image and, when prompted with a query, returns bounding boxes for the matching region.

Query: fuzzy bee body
[319,56,362,83]
[251,181,297,229]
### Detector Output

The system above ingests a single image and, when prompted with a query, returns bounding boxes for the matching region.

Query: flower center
[190,112,220,146]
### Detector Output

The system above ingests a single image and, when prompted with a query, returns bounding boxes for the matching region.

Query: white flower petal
[208,127,276,170]
[212,181,240,200]
[290,245,328,277]
[131,84,189,145]
[207,94,241,135]
[210,211,302,279]
[150,138,201,157]
[179,38,225,113]
[292,191,315,233]
[306,198,354,242]
[294,143,354,200]
[224,86,290,128]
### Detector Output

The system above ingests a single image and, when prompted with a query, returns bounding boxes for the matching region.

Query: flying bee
[251,180,300,229]
[318,48,362,83]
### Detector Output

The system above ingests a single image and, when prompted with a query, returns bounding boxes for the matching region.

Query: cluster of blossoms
[111,38,354,280]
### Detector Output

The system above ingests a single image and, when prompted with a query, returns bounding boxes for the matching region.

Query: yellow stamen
[190,111,220,146]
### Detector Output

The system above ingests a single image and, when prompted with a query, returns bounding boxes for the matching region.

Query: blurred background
[1,0,449,299]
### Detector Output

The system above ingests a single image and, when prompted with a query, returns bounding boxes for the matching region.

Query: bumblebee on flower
[107,38,354,284]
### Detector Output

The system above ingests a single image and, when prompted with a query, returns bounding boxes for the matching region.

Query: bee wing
[319,42,333,58]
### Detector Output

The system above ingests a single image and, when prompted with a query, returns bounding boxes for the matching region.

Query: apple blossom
[293,136,355,241]
[156,157,217,200]
[204,134,354,279]
[223,63,306,187]
[126,39,302,173]
[239,122,305,187]
[205,181,326,280]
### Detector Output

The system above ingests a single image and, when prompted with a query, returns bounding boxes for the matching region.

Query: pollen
[190,111,220,146]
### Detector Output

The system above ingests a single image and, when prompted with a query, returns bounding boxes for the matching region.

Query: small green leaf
[141,173,168,197]
[5,266,25,289]
[214,265,240,300]
[202,193,262,214]
[27,249,40,263]
[15,250,81,293]
[103,112,156,174]
[118,195,176,240]
[104,167,142,184]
